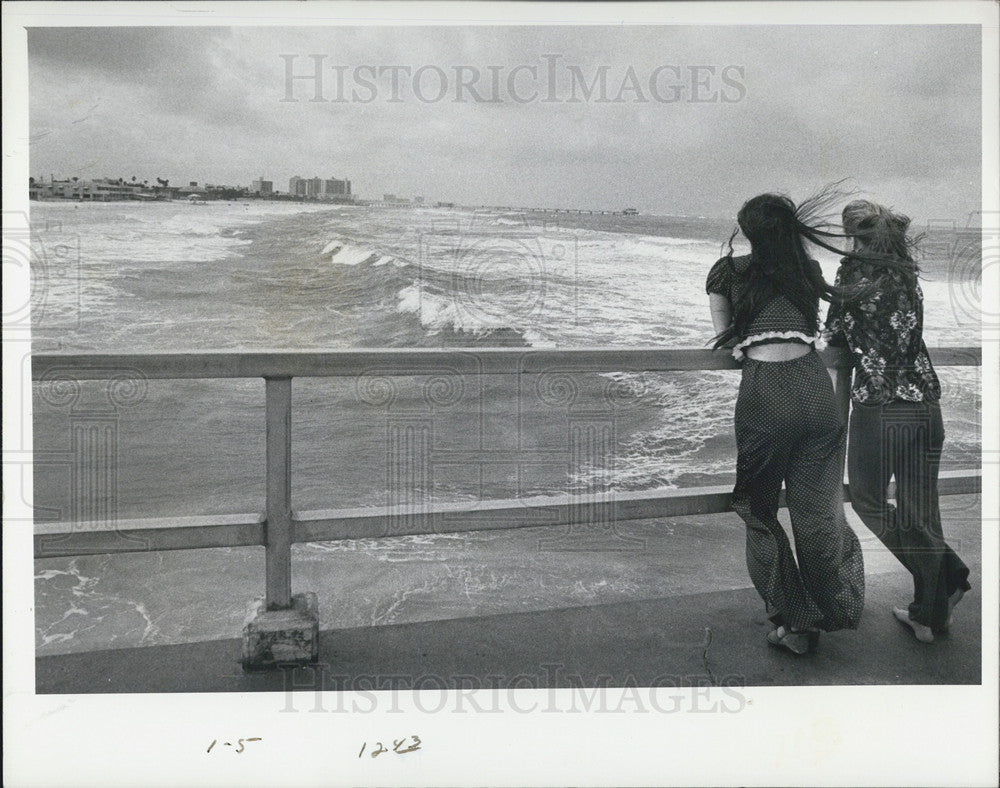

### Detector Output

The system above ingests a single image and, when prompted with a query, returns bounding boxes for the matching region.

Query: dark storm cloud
[28,27,276,131]
[26,24,982,219]
[28,27,227,76]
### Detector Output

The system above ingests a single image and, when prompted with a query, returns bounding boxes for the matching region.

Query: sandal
[766,626,817,655]
[893,607,934,643]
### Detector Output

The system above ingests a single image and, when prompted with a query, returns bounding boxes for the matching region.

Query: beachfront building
[205,183,250,199]
[29,178,53,199]
[176,181,208,199]
[303,177,322,197]
[251,177,273,195]
[288,174,353,200]
[96,179,144,200]
[30,177,153,201]
[288,176,322,198]
[324,178,351,197]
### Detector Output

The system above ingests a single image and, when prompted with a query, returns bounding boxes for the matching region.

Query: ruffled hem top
[706,254,820,361]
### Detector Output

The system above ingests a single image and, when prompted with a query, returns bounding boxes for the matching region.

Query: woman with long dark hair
[825,200,971,643]
[706,191,865,655]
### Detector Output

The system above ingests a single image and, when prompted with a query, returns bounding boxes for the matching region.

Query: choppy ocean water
[29,200,982,654]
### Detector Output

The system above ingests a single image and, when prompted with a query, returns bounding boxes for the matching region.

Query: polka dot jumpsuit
[708,255,865,632]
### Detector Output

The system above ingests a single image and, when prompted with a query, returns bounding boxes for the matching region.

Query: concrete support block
[241,592,319,671]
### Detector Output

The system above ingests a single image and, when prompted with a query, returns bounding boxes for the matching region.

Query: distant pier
[471,205,635,216]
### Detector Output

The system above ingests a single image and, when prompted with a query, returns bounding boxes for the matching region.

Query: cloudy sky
[27,24,981,220]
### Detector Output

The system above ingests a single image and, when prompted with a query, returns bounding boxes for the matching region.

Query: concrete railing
[32,347,982,614]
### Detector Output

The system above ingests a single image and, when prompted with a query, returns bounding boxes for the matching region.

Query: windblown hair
[840,199,921,287]
[713,186,849,349]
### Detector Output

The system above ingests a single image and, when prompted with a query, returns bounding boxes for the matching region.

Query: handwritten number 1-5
[207,737,261,754]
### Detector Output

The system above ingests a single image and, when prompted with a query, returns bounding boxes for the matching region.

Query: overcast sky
[27,25,981,220]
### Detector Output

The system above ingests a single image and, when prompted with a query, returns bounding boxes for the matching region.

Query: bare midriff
[745,341,812,361]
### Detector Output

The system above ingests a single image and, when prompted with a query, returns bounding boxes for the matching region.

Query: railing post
[265,376,292,609]
[243,375,317,670]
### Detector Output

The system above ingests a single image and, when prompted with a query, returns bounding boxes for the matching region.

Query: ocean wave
[570,372,737,491]
[397,283,495,336]
[395,283,535,345]
[321,237,388,267]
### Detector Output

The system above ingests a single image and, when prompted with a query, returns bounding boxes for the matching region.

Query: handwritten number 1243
[359,736,421,758]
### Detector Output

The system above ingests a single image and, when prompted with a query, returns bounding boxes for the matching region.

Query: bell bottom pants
[732,351,865,632]
[847,399,971,631]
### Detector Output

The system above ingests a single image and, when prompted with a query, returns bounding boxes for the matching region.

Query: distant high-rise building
[251,177,273,195]
[291,174,351,199]
[306,177,323,197]
[324,178,348,196]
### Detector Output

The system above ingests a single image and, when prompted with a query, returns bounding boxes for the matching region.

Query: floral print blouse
[824,257,941,405]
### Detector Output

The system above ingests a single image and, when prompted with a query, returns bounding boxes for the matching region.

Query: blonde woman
[825,200,971,643]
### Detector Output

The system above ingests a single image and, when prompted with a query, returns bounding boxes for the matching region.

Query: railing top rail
[30,346,982,380]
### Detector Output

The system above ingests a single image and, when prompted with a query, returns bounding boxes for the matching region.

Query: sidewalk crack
[701,627,718,686]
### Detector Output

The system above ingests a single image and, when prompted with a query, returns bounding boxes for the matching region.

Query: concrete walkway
[36,494,982,693]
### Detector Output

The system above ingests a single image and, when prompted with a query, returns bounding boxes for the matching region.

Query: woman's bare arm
[709,293,732,337]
